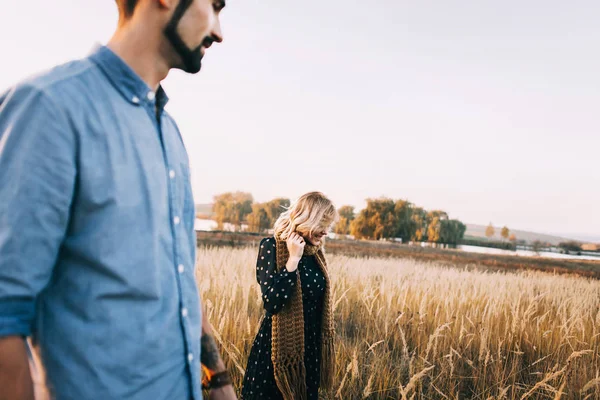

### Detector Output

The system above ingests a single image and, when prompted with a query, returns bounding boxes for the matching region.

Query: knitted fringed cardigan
[271,236,335,400]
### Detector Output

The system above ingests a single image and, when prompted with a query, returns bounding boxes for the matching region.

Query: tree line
[209,192,468,246]
[485,223,586,253]
[336,198,467,245]
[207,192,589,251]
[485,223,516,242]
[210,192,291,233]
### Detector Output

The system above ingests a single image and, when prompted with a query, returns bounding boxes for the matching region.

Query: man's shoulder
[2,55,96,103]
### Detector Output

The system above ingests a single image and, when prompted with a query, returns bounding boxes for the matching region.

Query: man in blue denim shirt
[0,1,236,399]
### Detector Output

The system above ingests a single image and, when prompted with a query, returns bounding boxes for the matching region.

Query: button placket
[159,118,199,396]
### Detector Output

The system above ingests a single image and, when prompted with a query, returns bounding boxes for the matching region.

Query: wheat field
[195,246,600,400]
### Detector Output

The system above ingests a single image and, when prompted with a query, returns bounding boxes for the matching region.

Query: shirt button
[188,353,194,363]
[147,91,155,101]
[181,308,188,317]
[169,170,175,179]
[178,264,185,274]
[174,216,180,225]
[132,96,140,104]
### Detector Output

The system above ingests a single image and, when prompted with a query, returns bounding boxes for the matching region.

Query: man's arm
[0,337,34,400]
[200,311,237,400]
[0,84,76,400]
[200,313,226,373]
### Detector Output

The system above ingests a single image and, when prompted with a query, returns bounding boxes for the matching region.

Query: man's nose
[212,18,224,43]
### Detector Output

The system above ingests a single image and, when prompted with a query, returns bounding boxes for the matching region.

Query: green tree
[246,197,290,233]
[247,203,270,233]
[501,226,510,241]
[439,219,467,245]
[349,211,370,240]
[456,220,467,243]
[346,197,463,246]
[485,223,495,239]
[531,240,544,255]
[394,200,415,243]
[350,197,397,240]
[212,191,254,231]
[265,198,290,224]
[426,210,448,243]
[558,241,582,253]
[410,207,427,242]
[334,205,355,236]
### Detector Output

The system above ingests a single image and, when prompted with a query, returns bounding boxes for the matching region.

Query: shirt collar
[88,44,169,109]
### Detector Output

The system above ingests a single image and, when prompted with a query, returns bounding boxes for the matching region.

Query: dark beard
[163,0,203,73]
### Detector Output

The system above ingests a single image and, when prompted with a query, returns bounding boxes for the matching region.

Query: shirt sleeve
[0,84,77,338]
[256,237,297,315]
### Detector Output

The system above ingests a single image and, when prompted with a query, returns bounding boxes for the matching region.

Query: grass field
[196,231,600,279]
[196,245,600,399]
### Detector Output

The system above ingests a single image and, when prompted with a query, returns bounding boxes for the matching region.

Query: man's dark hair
[115,0,139,20]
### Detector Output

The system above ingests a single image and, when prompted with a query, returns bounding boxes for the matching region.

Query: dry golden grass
[195,246,600,400]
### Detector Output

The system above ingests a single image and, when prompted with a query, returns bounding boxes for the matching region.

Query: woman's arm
[256,238,299,315]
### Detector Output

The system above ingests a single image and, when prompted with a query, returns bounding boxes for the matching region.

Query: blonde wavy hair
[273,191,339,241]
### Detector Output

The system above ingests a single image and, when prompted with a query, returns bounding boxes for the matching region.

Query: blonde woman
[241,192,338,400]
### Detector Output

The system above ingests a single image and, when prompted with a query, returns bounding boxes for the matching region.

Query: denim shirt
[0,45,202,400]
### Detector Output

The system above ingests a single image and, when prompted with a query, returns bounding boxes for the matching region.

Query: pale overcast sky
[1,1,599,240]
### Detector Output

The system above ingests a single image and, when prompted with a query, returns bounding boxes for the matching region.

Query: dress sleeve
[255,237,297,315]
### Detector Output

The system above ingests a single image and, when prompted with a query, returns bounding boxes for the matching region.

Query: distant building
[581,243,600,251]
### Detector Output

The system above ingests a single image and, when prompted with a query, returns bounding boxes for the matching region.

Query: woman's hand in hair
[286,232,305,259]
[285,232,304,272]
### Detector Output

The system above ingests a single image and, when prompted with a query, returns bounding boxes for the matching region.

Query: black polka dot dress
[241,237,326,400]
